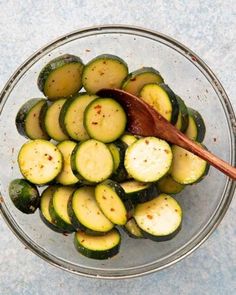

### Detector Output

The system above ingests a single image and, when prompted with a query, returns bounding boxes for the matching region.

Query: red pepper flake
[40,164,44,168]
[0,196,4,203]
[175,209,178,212]
[185,153,188,156]
[33,113,36,117]
[100,72,104,76]
[144,159,147,163]
[92,122,98,125]
[145,140,149,144]
[48,155,53,160]
[110,208,115,212]
[85,49,91,52]
[147,214,153,220]
[164,197,168,200]
[102,196,106,200]
[97,110,101,114]
[213,137,217,142]
[11,147,14,153]
[191,55,197,61]
[81,239,85,242]
[130,77,136,81]
[63,232,69,236]
[103,61,107,65]
[94,105,102,110]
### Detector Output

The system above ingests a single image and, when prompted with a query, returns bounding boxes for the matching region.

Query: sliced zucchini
[157,174,185,194]
[134,194,182,241]
[49,186,75,232]
[185,108,206,142]
[8,179,39,214]
[38,54,84,100]
[74,229,121,260]
[59,93,98,141]
[43,99,69,141]
[123,218,144,239]
[18,139,62,185]
[15,98,49,140]
[84,97,127,143]
[120,181,158,204]
[71,139,113,183]
[124,137,172,182]
[174,96,189,132]
[55,141,78,185]
[39,185,64,232]
[122,67,164,96]
[139,83,179,124]
[95,180,133,226]
[171,145,209,184]
[108,140,128,182]
[82,54,128,94]
[68,187,114,235]
[120,134,138,146]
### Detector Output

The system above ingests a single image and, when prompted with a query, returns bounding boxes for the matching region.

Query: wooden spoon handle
[176,132,236,180]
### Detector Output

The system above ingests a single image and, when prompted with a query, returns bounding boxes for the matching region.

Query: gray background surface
[0,1,235,294]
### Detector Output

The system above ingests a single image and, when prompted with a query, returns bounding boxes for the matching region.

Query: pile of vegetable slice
[9,53,209,260]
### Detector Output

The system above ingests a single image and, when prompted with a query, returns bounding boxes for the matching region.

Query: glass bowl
[0,25,235,279]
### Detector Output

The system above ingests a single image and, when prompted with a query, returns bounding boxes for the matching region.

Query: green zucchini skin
[39,186,65,233]
[108,140,128,182]
[120,181,158,205]
[122,67,164,96]
[123,218,144,239]
[8,179,40,214]
[140,224,182,242]
[15,98,49,140]
[74,229,121,260]
[175,96,189,132]
[37,54,84,100]
[82,54,128,94]
[185,108,206,143]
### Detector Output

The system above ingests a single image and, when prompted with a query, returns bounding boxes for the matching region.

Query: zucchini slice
[120,181,158,204]
[71,139,113,183]
[134,194,182,241]
[157,174,185,194]
[174,96,189,132]
[55,141,78,185]
[43,99,69,141]
[15,98,49,140]
[108,140,128,182]
[120,134,138,146]
[171,145,209,184]
[95,180,133,226]
[38,54,84,100]
[185,108,206,142]
[84,97,127,143]
[49,186,75,232]
[74,229,121,260]
[124,137,172,182]
[123,218,144,239]
[82,54,128,94]
[68,187,114,235]
[8,179,39,214]
[59,93,98,141]
[122,67,164,96]
[18,139,62,185]
[39,185,64,232]
[139,83,179,124]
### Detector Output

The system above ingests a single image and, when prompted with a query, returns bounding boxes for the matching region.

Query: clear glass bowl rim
[0,25,235,279]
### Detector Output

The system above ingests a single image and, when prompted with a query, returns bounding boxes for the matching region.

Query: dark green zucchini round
[74,229,121,260]
[8,179,40,214]
[49,186,76,233]
[39,185,65,233]
[38,54,84,100]
[122,67,164,96]
[139,83,179,124]
[108,140,128,182]
[120,181,158,204]
[82,54,128,94]
[95,179,133,225]
[15,98,49,140]
[134,194,182,241]
[67,186,114,235]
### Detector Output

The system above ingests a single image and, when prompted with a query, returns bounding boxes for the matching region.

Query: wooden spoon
[97,88,236,180]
